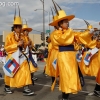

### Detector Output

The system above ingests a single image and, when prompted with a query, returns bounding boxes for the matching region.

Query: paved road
[0,61,100,100]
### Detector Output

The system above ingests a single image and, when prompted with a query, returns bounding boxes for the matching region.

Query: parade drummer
[4,6,34,96]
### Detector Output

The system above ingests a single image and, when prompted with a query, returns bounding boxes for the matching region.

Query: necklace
[14,32,20,42]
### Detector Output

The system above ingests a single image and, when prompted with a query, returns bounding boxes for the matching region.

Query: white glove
[89,28,94,34]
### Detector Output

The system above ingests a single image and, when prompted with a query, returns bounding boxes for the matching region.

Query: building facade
[2,31,48,47]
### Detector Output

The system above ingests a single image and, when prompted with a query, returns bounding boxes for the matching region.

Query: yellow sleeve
[74,42,80,50]
[47,37,51,43]
[74,31,96,49]
[53,29,74,46]
[48,43,52,52]
[4,33,18,54]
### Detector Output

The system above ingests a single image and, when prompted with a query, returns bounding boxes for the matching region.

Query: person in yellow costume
[49,0,96,100]
[4,6,34,96]
[78,21,99,77]
[45,7,59,84]
[75,21,100,97]
[22,21,38,83]
[93,33,100,97]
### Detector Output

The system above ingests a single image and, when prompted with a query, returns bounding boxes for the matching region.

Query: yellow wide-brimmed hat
[49,15,58,26]
[53,15,58,22]
[49,10,75,26]
[13,5,22,25]
[22,24,32,32]
[49,0,75,26]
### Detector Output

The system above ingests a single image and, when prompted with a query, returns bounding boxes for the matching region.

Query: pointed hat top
[84,19,93,29]
[13,5,22,25]
[22,20,32,32]
[49,0,75,26]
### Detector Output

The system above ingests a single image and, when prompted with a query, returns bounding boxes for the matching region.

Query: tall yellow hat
[22,20,32,32]
[49,0,75,26]
[13,5,22,25]
[53,15,58,21]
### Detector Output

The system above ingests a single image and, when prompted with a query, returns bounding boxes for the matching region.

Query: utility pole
[40,0,45,46]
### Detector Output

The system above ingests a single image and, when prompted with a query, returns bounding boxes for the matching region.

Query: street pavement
[0,61,100,100]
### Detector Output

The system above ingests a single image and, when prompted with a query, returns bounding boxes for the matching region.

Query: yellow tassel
[51,79,56,91]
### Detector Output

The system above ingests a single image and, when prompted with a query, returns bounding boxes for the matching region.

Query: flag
[52,59,57,69]
[3,49,20,77]
[84,47,99,65]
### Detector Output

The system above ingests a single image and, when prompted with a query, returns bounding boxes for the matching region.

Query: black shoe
[94,90,100,97]
[33,77,38,81]
[23,89,35,96]
[43,72,48,77]
[4,87,13,94]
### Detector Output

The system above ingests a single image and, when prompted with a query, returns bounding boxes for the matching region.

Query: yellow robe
[45,30,59,77]
[45,42,52,75]
[96,41,100,84]
[74,32,100,84]
[4,32,32,88]
[79,40,99,77]
[79,52,99,76]
[24,36,38,73]
[52,28,96,93]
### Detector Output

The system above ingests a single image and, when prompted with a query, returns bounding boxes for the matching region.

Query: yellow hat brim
[49,15,75,26]
[22,28,32,32]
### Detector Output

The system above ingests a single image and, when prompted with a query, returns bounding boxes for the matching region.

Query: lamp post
[40,0,45,46]
[34,9,50,35]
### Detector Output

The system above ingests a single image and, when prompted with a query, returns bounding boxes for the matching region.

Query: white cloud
[0,0,100,35]
[70,18,100,29]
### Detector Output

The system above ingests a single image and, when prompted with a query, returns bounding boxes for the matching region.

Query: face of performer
[58,19,69,29]
[24,30,29,36]
[14,25,22,33]
[54,25,59,30]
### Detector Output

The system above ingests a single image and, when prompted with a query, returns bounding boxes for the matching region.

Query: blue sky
[0,0,100,34]
[60,2,100,21]
[73,3,100,21]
